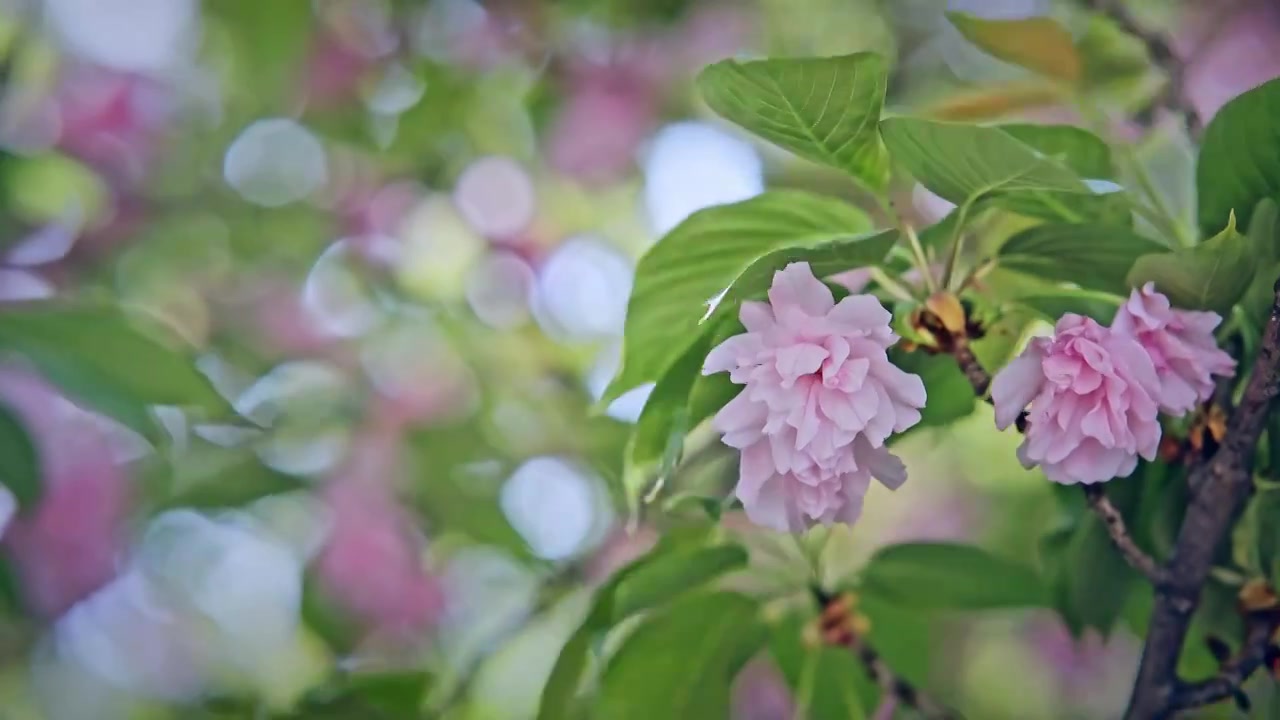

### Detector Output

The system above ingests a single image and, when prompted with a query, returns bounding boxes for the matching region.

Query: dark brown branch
[1168,614,1279,712]
[952,342,990,397]
[1125,279,1280,719]
[1082,0,1201,136]
[1082,484,1163,584]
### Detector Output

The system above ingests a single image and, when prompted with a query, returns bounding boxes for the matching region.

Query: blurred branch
[1082,484,1163,583]
[1126,278,1280,719]
[811,589,960,720]
[1080,0,1201,136]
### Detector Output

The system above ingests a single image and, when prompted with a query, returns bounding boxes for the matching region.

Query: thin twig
[1081,0,1201,136]
[1082,484,1163,583]
[1168,614,1279,712]
[1126,278,1280,719]
[852,640,960,720]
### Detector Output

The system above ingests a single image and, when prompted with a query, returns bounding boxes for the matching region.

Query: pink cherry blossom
[315,431,443,638]
[703,262,926,532]
[1111,282,1235,416]
[0,369,131,618]
[992,315,1163,484]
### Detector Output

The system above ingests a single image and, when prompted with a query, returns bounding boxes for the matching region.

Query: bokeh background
[0,0,1276,718]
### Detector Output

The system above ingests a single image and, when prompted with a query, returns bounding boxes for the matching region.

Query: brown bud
[925,292,968,336]
[1239,579,1279,612]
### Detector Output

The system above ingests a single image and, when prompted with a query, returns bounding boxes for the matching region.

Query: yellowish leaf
[948,12,1083,84]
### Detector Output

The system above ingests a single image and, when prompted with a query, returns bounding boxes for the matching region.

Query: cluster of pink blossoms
[702,262,926,532]
[992,282,1236,485]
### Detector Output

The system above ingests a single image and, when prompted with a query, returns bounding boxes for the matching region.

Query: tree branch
[1168,613,1280,712]
[1082,484,1163,584]
[1081,0,1201,136]
[852,640,959,720]
[1125,279,1280,719]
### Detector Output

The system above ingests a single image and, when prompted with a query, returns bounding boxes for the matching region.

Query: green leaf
[1243,199,1280,327]
[0,402,38,509]
[879,117,1093,215]
[629,336,707,472]
[859,542,1045,611]
[998,223,1165,294]
[612,544,748,618]
[697,53,890,189]
[1127,211,1256,313]
[604,191,874,403]
[888,351,974,428]
[688,318,746,434]
[1041,484,1139,636]
[1196,77,1280,236]
[0,303,231,434]
[947,13,1082,84]
[998,125,1115,179]
[291,671,432,718]
[1013,291,1122,325]
[1251,488,1280,585]
[594,592,767,720]
[769,613,872,719]
[537,542,749,720]
[714,229,898,317]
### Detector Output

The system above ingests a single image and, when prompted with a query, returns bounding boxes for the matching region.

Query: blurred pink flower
[547,69,658,184]
[703,262,925,531]
[993,314,1162,484]
[674,3,755,71]
[54,66,171,186]
[731,657,794,720]
[1026,613,1140,716]
[1111,282,1235,415]
[0,369,130,617]
[302,32,376,110]
[316,435,443,638]
[1179,0,1280,121]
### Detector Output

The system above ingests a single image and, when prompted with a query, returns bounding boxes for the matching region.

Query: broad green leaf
[595,592,767,720]
[537,542,749,720]
[879,118,1092,216]
[1013,291,1122,325]
[1075,13,1159,102]
[688,317,746,436]
[0,402,38,509]
[0,303,231,434]
[612,544,748,618]
[997,223,1165,293]
[859,542,1045,610]
[1196,77,1280,236]
[1250,488,1280,585]
[1041,481,1140,636]
[1243,199,1280,327]
[629,335,708,472]
[888,351,974,428]
[947,13,1082,84]
[698,53,890,189]
[1127,211,1255,313]
[999,124,1114,179]
[714,229,898,317]
[604,191,874,403]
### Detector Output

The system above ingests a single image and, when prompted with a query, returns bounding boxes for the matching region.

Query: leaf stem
[886,198,938,295]
[942,198,974,291]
